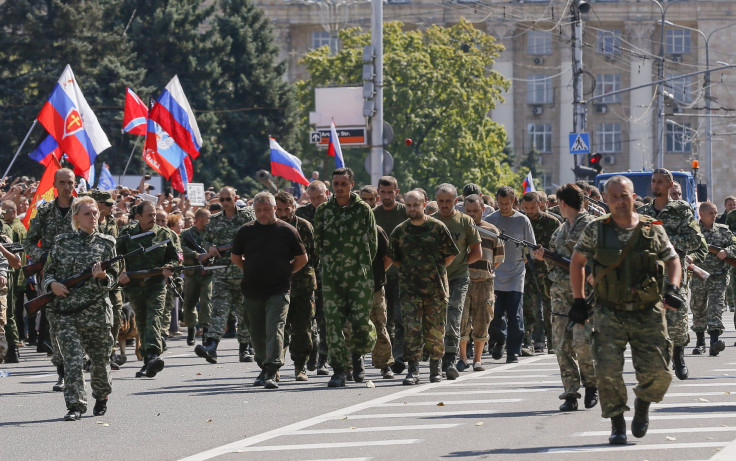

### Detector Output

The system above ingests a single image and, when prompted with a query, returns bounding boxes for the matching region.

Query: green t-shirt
[432,210,482,281]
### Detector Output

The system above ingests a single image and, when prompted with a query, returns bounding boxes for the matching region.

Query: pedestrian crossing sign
[569,133,590,154]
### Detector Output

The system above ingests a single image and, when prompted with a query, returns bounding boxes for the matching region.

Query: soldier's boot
[186,327,195,346]
[253,369,267,386]
[443,352,459,380]
[92,397,108,416]
[109,360,119,371]
[316,354,330,376]
[4,344,20,363]
[306,337,319,371]
[264,368,279,390]
[609,414,627,445]
[352,353,365,383]
[520,333,534,357]
[709,331,726,357]
[390,359,406,375]
[631,398,651,438]
[64,409,82,422]
[380,366,394,379]
[195,338,218,364]
[53,365,65,392]
[135,357,148,378]
[429,359,442,383]
[491,340,505,360]
[295,360,308,382]
[693,332,706,355]
[559,396,578,412]
[672,346,688,380]
[402,361,420,386]
[239,342,254,363]
[327,368,346,388]
[584,386,599,409]
[145,352,165,378]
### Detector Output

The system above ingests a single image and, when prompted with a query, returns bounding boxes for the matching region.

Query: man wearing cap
[637,168,707,380]
[455,183,493,218]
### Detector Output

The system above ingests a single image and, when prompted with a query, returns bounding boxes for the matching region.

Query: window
[666,122,692,153]
[527,75,554,104]
[596,123,622,153]
[665,73,692,104]
[311,31,338,55]
[528,123,553,153]
[527,31,552,55]
[596,30,621,55]
[595,74,621,103]
[666,29,691,55]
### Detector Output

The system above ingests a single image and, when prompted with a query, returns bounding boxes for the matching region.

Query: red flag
[23,155,62,229]
[123,87,149,136]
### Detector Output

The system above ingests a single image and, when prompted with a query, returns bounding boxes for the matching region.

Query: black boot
[253,369,267,386]
[93,397,108,416]
[328,368,346,387]
[351,353,365,383]
[390,359,406,375]
[693,331,706,355]
[145,352,165,378]
[609,414,627,445]
[4,344,19,363]
[631,398,651,438]
[316,354,330,376]
[584,386,599,409]
[135,356,148,378]
[53,365,65,392]
[443,352,459,380]
[64,409,82,421]
[709,331,726,356]
[239,342,254,362]
[195,338,219,364]
[672,346,688,380]
[187,327,195,346]
[429,359,442,383]
[403,361,420,385]
[559,397,578,412]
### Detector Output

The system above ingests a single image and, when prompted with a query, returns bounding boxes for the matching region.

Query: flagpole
[1,120,38,183]
[119,135,142,184]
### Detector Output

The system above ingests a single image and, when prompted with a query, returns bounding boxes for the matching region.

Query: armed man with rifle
[637,168,708,380]
[180,208,213,346]
[690,201,736,356]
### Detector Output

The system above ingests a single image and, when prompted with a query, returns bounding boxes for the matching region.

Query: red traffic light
[590,153,602,164]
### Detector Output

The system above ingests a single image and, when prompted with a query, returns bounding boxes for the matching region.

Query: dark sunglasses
[220,197,233,202]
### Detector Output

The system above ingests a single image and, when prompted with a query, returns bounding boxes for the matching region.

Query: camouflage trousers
[460,278,494,342]
[322,268,376,370]
[523,275,552,347]
[110,289,123,354]
[125,284,166,356]
[46,309,64,368]
[370,287,394,368]
[244,293,290,370]
[592,303,672,419]
[402,294,446,362]
[691,273,728,335]
[56,317,112,413]
[0,288,6,361]
[444,277,469,359]
[550,281,596,399]
[183,275,212,328]
[285,290,315,365]
[206,277,251,344]
[666,282,691,346]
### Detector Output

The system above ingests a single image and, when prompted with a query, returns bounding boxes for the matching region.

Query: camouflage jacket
[42,230,117,323]
[699,222,736,276]
[725,209,736,232]
[203,207,255,279]
[5,217,26,287]
[0,243,8,280]
[547,211,594,283]
[528,211,561,276]
[295,203,316,224]
[314,192,377,277]
[98,215,118,239]
[389,216,459,301]
[180,226,209,275]
[23,197,77,261]
[117,223,179,285]
[285,215,317,294]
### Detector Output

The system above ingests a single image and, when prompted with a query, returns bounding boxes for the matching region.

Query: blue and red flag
[146,75,202,159]
[144,119,190,181]
[269,137,309,186]
[29,135,62,167]
[521,171,536,194]
[327,121,345,169]
[36,65,111,180]
[123,87,148,136]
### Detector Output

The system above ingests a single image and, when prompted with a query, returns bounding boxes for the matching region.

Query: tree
[296,20,521,192]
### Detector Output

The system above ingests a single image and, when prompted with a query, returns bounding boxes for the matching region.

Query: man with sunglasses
[195,187,256,364]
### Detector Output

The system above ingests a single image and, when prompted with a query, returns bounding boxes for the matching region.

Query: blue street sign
[569,132,590,154]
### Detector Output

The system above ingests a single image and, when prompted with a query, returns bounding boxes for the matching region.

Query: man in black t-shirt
[231,192,308,389]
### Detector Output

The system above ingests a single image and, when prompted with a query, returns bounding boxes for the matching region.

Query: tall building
[257,0,736,200]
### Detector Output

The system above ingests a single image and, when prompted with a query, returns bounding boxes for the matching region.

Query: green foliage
[296,20,521,193]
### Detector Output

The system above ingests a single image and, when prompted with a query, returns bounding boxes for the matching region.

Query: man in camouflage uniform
[691,201,736,356]
[2,201,25,363]
[0,245,9,362]
[314,167,377,387]
[275,191,317,381]
[180,208,213,346]
[43,197,117,420]
[637,168,707,380]
[195,187,255,364]
[389,191,458,384]
[118,201,179,378]
[571,175,683,445]
[23,168,77,391]
[533,184,597,412]
[520,191,560,355]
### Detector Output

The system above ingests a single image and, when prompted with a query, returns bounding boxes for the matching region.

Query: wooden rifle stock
[708,245,736,268]
[22,254,47,278]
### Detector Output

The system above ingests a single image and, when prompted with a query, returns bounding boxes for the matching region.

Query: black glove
[663,283,685,310]
[568,298,590,325]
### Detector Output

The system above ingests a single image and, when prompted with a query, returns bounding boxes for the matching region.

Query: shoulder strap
[594,220,645,287]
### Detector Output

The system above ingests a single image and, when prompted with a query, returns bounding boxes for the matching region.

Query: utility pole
[369,0,383,185]
[571,1,590,179]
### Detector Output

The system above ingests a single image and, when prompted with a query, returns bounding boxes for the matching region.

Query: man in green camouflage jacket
[180,208,213,346]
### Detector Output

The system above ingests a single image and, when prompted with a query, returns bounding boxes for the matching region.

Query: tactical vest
[592,216,665,311]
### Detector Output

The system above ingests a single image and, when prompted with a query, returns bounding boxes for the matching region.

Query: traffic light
[362,45,376,117]
[589,153,603,174]
[573,165,597,181]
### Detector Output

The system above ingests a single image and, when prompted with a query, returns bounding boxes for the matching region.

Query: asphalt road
[2,326,736,461]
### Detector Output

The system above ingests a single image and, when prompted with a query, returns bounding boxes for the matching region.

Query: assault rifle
[181,233,232,265]
[707,245,736,268]
[24,238,167,316]
[22,230,155,278]
[125,264,225,280]
[1,242,24,254]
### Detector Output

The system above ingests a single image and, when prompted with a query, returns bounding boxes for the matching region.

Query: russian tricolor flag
[269,137,309,186]
[123,87,148,136]
[521,171,536,193]
[147,75,202,159]
[36,65,110,180]
[29,135,62,167]
[327,121,345,169]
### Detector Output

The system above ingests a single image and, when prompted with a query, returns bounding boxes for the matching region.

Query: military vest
[592,216,665,311]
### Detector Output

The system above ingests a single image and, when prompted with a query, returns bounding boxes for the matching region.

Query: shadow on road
[442,442,620,456]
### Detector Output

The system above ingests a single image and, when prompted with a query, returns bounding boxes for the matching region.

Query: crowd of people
[0,167,734,446]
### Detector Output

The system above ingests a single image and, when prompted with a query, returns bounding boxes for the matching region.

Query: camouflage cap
[88,190,115,205]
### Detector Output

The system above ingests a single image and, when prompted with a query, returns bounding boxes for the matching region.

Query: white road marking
[677,382,736,387]
[222,439,420,453]
[418,389,550,396]
[292,423,459,435]
[339,410,499,420]
[600,413,736,422]
[652,402,736,408]
[544,441,728,453]
[665,391,735,397]
[446,380,561,386]
[574,426,736,436]
[381,398,522,406]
